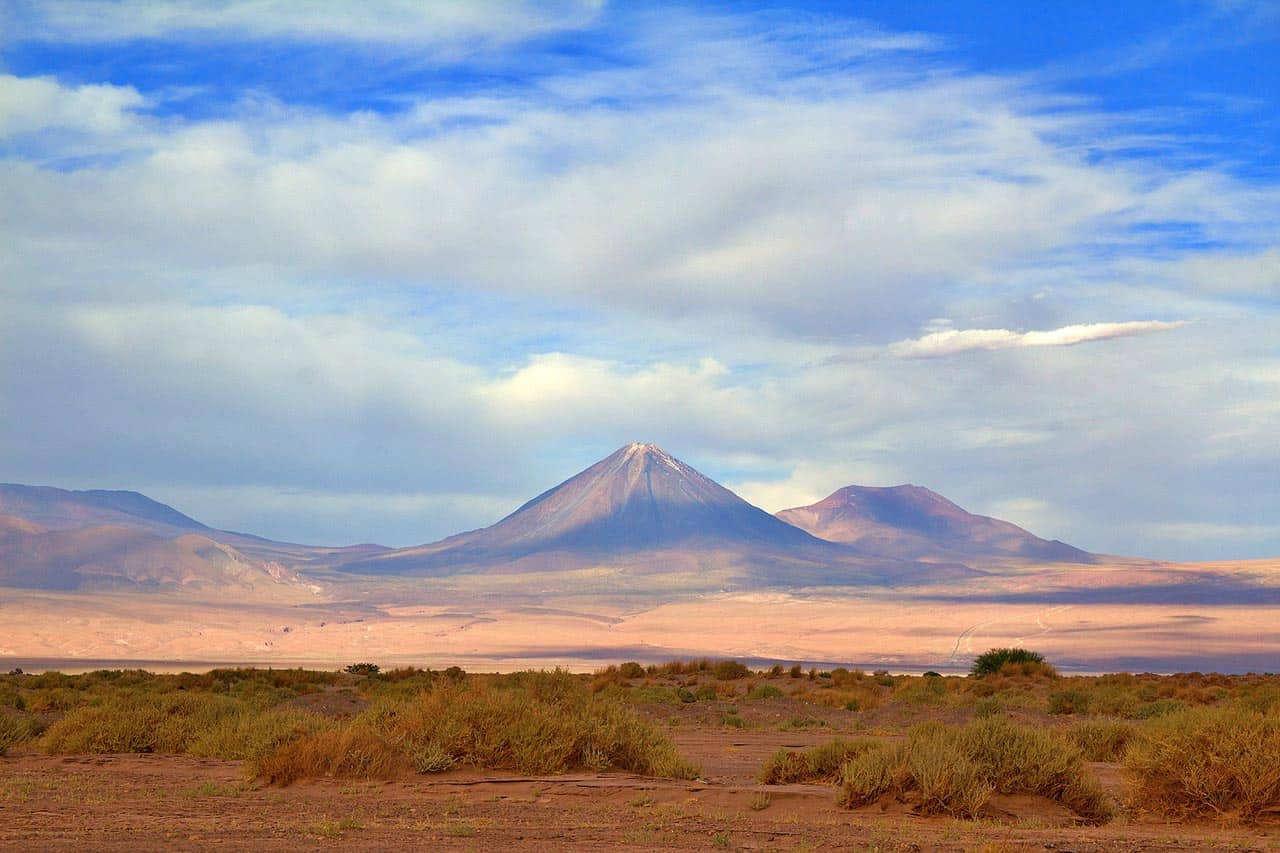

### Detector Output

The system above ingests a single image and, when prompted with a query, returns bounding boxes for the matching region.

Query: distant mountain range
[0,444,1097,594]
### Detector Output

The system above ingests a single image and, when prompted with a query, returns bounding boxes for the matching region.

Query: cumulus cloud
[0,74,146,138]
[885,320,1188,359]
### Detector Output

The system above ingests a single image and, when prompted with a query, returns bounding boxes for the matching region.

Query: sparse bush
[1125,705,1280,822]
[895,676,947,706]
[0,713,43,754]
[1048,688,1092,715]
[970,648,1052,678]
[711,661,749,681]
[254,673,698,784]
[761,738,876,784]
[789,664,803,679]
[973,697,1003,719]
[746,685,783,700]
[836,718,1111,823]
[39,693,324,761]
[618,662,646,679]
[836,743,902,808]
[694,685,718,701]
[344,663,381,676]
[1066,720,1136,762]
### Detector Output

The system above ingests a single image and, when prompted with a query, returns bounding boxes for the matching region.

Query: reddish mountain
[338,443,955,586]
[776,484,1093,563]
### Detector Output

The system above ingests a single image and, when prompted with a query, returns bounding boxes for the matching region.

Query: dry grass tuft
[1065,720,1137,761]
[837,718,1112,823]
[760,738,877,784]
[253,670,699,784]
[1125,705,1280,823]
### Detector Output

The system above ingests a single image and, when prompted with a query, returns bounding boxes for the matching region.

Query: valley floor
[4,562,1280,673]
[2,735,1276,851]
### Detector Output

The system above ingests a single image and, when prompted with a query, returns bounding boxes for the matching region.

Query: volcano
[776,484,1094,564]
[338,443,951,586]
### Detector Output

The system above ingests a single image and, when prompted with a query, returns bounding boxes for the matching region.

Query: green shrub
[970,648,1050,678]
[344,663,381,676]
[1125,705,1280,822]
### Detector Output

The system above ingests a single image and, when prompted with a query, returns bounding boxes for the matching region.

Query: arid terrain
[3,663,1280,851]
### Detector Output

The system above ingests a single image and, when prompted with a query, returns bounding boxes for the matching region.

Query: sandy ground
[3,726,1278,851]
[3,579,1280,673]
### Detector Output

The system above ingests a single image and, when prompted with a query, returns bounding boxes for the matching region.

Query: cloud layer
[1,5,1277,559]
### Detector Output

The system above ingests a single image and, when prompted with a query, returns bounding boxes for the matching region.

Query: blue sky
[1,1,1277,559]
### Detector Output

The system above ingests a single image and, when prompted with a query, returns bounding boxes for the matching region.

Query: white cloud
[0,74,146,138]
[885,320,1188,359]
[5,1,604,49]
[1,8,1279,560]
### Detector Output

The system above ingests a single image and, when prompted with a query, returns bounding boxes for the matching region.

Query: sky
[1,1,1277,560]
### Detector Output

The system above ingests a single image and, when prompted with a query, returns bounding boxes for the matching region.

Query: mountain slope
[0,483,387,569]
[776,484,1093,563]
[0,515,303,592]
[338,443,962,587]
[0,483,208,536]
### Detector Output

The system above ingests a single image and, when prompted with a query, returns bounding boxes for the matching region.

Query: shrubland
[3,652,1280,826]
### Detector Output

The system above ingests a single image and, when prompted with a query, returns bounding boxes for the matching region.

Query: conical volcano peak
[616,442,692,475]
[342,442,834,575]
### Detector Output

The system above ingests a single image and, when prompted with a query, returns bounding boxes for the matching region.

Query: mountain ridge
[776,484,1094,563]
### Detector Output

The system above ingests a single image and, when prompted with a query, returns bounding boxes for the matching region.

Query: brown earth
[3,725,1277,852]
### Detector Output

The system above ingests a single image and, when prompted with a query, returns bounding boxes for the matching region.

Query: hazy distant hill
[336,443,964,587]
[776,484,1094,564]
[0,514,300,592]
[0,483,387,570]
[0,483,208,537]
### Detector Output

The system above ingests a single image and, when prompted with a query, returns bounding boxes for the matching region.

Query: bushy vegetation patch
[837,718,1111,823]
[40,692,325,760]
[1066,720,1137,761]
[745,684,784,700]
[970,648,1055,678]
[0,712,43,754]
[1125,705,1280,822]
[255,670,699,784]
[760,738,876,784]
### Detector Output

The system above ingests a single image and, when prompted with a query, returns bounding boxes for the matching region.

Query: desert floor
[3,725,1277,852]
[4,570,1280,674]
